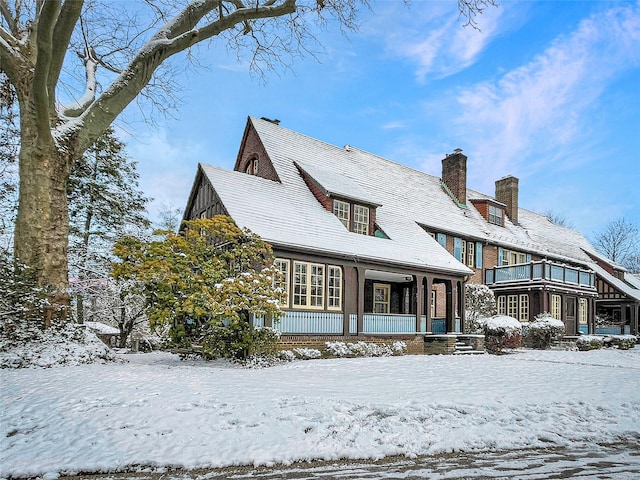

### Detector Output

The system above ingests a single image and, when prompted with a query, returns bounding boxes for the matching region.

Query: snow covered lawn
[1,348,639,478]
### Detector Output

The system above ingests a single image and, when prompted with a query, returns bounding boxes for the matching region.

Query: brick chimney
[441,149,467,206]
[495,175,519,225]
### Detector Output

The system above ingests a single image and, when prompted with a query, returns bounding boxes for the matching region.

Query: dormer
[470,198,506,227]
[294,161,382,236]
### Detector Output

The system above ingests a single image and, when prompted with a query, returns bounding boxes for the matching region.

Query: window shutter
[475,242,483,269]
[436,233,446,248]
[454,237,463,262]
[498,247,504,266]
[526,253,532,263]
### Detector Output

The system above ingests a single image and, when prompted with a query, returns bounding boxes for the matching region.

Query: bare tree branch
[0,0,16,34]
[32,0,61,143]
[48,0,84,109]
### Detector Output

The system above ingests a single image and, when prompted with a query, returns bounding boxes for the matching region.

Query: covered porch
[256,267,465,336]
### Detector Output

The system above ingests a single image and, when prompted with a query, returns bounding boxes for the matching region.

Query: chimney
[495,175,519,225]
[441,149,467,206]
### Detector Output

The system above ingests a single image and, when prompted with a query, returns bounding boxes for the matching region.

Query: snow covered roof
[587,263,640,302]
[198,117,612,276]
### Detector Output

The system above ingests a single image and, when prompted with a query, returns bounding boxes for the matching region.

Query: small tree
[592,218,639,273]
[464,284,496,333]
[112,216,285,359]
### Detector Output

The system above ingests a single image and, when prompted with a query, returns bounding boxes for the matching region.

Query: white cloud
[451,3,640,192]
[127,129,206,223]
[375,1,505,80]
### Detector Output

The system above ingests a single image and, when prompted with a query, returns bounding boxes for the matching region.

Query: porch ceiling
[366,269,413,283]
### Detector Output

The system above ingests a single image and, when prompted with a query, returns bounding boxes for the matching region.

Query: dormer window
[332,198,370,235]
[471,199,506,227]
[333,200,350,228]
[354,205,369,235]
[488,204,504,226]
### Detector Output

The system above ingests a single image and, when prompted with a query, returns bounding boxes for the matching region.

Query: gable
[182,165,228,224]
[234,118,281,182]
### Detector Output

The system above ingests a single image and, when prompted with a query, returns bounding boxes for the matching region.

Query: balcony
[485,260,595,289]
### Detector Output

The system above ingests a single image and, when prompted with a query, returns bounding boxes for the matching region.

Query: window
[373,283,390,314]
[501,249,526,266]
[273,259,290,308]
[327,266,342,310]
[519,294,529,321]
[353,205,369,235]
[245,157,259,175]
[431,290,436,318]
[578,298,588,324]
[507,295,518,318]
[488,204,503,226]
[293,262,325,309]
[333,200,350,229]
[551,294,562,319]
[466,242,475,268]
[497,295,506,315]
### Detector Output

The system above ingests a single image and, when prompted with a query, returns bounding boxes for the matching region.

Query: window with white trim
[327,266,342,310]
[293,262,325,309]
[489,204,504,226]
[578,298,588,324]
[519,294,529,321]
[353,205,369,235]
[466,242,475,268]
[373,283,390,314]
[333,200,350,229]
[507,295,518,318]
[497,295,506,315]
[551,294,562,320]
[273,259,290,308]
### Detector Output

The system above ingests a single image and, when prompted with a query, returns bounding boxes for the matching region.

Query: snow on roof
[587,263,640,302]
[200,117,609,275]
[84,322,120,335]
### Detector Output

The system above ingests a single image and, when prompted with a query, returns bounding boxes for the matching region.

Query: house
[183,116,640,350]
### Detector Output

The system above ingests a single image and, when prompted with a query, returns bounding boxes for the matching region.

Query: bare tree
[0,0,497,324]
[544,210,574,229]
[592,218,639,272]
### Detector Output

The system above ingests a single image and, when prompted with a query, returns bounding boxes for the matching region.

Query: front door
[565,296,577,334]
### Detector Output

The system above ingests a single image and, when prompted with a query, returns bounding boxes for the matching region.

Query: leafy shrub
[481,315,522,354]
[606,335,636,350]
[576,335,604,351]
[525,313,565,349]
[201,322,280,360]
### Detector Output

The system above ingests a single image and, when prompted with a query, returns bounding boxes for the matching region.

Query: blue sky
[121,0,640,239]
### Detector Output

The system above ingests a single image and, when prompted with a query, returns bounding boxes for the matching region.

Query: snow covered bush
[576,335,604,351]
[465,284,496,333]
[293,348,322,359]
[481,315,522,354]
[525,312,565,349]
[608,335,637,350]
[324,341,407,357]
[0,322,119,368]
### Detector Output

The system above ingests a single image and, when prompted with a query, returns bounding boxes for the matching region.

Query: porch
[253,311,462,335]
[485,260,596,289]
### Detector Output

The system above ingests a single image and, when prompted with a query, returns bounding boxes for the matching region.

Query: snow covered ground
[1,348,639,478]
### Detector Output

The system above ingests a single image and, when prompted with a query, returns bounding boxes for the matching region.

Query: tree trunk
[14,141,71,325]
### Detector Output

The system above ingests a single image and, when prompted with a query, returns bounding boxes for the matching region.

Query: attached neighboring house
[183,116,640,344]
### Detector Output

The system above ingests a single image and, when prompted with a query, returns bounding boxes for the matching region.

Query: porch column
[415,275,425,333]
[343,266,357,336]
[357,266,366,335]
[446,280,455,333]
[589,297,596,334]
[457,280,465,333]
[424,277,433,333]
[633,304,639,336]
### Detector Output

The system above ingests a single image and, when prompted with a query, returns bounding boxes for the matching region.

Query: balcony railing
[485,260,595,288]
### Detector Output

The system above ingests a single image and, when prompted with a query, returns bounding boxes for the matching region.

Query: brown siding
[299,171,332,211]
[471,199,489,221]
[186,174,228,221]
[236,123,281,182]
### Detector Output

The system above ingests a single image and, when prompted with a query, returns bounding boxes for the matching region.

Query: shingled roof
[197,116,614,277]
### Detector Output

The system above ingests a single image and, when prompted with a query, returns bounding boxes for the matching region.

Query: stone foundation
[423,335,457,355]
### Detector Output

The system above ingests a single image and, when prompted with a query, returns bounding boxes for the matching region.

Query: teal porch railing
[485,260,595,289]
